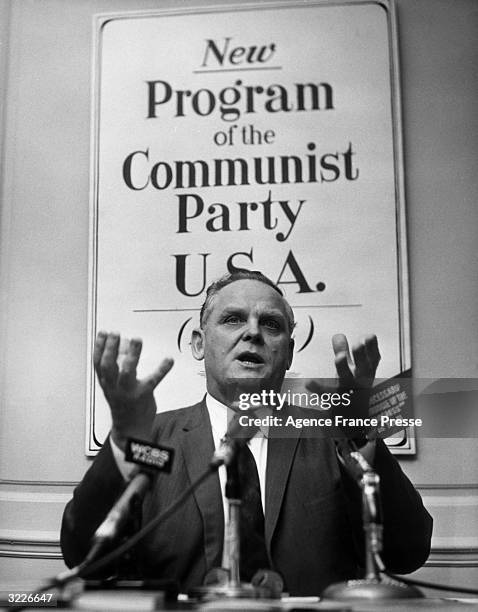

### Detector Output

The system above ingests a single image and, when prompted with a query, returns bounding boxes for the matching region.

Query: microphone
[93,471,151,544]
[210,411,260,468]
[251,569,284,599]
[93,438,174,545]
[334,438,372,482]
[323,440,423,601]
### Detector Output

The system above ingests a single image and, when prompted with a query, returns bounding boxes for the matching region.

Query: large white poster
[87,1,410,452]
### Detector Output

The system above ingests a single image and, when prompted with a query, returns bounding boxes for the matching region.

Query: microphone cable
[76,463,214,580]
[31,417,259,600]
[384,572,478,596]
[19,462,216,609]
[373,552,478,596]
[24,450,478,603]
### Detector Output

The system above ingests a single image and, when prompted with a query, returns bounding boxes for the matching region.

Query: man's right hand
[93,331,174,451]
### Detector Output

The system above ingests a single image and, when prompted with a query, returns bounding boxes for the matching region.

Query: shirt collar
[205,392,230,441]
[205,392,270,440]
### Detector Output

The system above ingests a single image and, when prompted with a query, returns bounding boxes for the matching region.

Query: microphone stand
[223,450,244,591]
[322,440,423,601]
[191,441,280,601]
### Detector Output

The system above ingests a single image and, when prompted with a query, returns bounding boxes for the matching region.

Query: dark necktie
[237,442,269,581]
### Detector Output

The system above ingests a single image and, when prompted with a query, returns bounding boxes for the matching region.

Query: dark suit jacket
[61,400,432,596]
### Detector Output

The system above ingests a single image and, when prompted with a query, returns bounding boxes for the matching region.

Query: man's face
[192,279,294,405]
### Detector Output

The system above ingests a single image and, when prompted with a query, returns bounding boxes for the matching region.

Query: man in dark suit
[61,270,432,595]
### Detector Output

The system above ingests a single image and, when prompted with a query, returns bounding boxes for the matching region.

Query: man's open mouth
[237,352,265,365]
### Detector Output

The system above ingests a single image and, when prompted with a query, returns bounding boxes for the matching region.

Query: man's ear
[191,327,205,360]
[286,338,295,370]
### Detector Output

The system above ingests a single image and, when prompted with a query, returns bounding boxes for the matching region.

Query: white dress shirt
[109,394,269,570]
[206,393,268,516]
[110,393,269,517]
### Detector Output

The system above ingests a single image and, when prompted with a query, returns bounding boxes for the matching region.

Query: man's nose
[242,318,263,342]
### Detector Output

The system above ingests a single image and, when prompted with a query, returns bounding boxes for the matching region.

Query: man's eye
[263,319,280,330]
[224,315,242,324]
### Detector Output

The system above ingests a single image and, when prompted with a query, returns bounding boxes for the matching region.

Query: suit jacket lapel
[179,399,224,571]
[264,409,301,555]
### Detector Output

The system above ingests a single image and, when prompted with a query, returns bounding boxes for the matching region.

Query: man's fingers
[118,338,143,390]
[142,357,174,392]
[93,331,107,369]
[332,334,352,362]
[335,352,354,388]
[98,333,120,385]
[351,335,381,383]
[364,334,381,372]
[332,334,354,388]
[352,341,372,383]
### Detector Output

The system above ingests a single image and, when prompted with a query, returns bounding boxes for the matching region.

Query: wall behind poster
[88,1,411,451]
[0,0,476,592]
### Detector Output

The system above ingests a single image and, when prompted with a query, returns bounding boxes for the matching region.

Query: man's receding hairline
[201,277,295,331]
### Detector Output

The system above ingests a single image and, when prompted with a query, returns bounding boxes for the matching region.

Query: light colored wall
[1,0,477,591]
[393,0,478,591]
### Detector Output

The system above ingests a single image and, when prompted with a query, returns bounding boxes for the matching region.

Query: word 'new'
[200,37,276,68]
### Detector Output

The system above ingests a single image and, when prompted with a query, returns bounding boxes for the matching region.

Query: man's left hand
[307,333,380,459]
[332,333,380,394]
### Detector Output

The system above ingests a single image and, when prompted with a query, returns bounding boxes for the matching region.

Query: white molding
[1,530,477,563]
[0,479,79,487]
[0,529,59,544]
[423,495,478,507]
[0,491,72,503]
[430,536,478,550]
[417,484,478,490]
[0,529,61,560]
[0,549,62,559]
[426,560,478,567]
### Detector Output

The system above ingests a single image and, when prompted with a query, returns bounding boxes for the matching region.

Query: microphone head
[251,569,284,598]
[125,438,175,472]
[225,409,261,444]
[210,410,261,468]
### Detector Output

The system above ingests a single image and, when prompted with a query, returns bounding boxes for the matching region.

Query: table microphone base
[322,576,423,601]
[191,582,272,601]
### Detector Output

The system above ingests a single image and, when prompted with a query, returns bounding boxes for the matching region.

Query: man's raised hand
[306,333,380,451]
[332,333,380,393]
[93,331,174,451]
